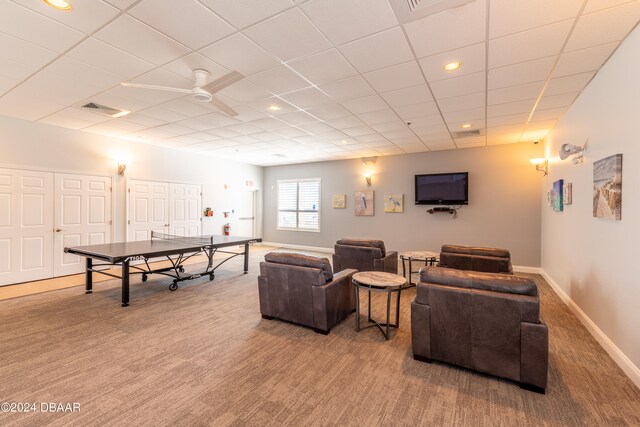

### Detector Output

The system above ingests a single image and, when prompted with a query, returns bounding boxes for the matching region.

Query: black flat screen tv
[415,172,469,205]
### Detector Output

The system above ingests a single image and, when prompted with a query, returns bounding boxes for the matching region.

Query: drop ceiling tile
[249,117,289,131]
[162,53,229,82]
[425,140,456,151]
[145,123,194,137]
[566,2,640,51]
[342,126,375,137]
[177,115,223,131]
[92,85,183,112]
[381,128,414,139]
[0,60,32,90]
[338,26,413,73]
[161,98,213,117]
[357,134,386,144]
[280,87,333,109]
[103,0,137,10]
[277,111,318,125]
[289,49,357,85]
[207,128,241,138]
[552,42,618,77]
[529,106,568,122]
[0,2,84,52]
[455,137,486,148]
[38,107,111,130]
[273,127,310,138]
[584,0,637,13]
[120,113,165,127]
[66,38,155,80]
[199,33,279,76]
[359,109,401,125]
[130,68,193,88]
[199,0,293,29]
[486,132,522,145]
[486,112,529,127]
[229,105,270,122]
[489,20,573,69]
[393,102,439,121]
[545,72,595,96]
[341,94,388,114]
[248,64,312,95]
[301,0,397,45]
[101,118,149,133]
[420,43,486,82]
[406,114,447,129]
[489,0,583,39]
[370,119,411,133]
[486,124,523,138]
[0,32,58,72]
[398,144,430,153]
[252,131,283,141]
[430,72,485,99]
[95,15,190,66]
[380,85,434,108]
[404,0,485,58]
[318,76,374,101]
[442,107,485,124]
[488,81,544,105]
[42,56,121,90]
[363,61,425,93]
[525,118,558,130]
[224,123,263,135]
[438,92,485,113]
[325,115,364,129]
[244,9,331,62]
[488,56,556,89]
[487,99,536,117]
[13,0,120,34]
[536,92,579,110]
[139,105,189,122]
[306,103,351,120]
[129,0,234,50]
[297,122,336,135]
[216,79,272,104]
[250,97,299,115]
[231,135,262,144]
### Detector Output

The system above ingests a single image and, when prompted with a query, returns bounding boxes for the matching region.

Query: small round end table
[399,251,439,287]
[352,271,406,340]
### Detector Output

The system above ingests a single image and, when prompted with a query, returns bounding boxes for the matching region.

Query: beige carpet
[1,245,639,426]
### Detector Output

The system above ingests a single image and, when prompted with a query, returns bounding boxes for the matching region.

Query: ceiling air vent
[80,102,128,118]
[391,0,477,23]
[451,129,482,139]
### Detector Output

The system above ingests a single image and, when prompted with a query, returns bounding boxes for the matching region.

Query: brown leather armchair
[258,252,356,334]
[438,244,513,274]
[332,238,398,274]
[411,266,548,393]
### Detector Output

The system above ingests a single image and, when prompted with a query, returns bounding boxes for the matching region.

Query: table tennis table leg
[85,258,93,294]
[243,242,249,274]
[122,260,130,307]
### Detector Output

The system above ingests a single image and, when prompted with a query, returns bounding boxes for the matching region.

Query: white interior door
[53,173,112,277]
[169,183,201,237]
[234,190,255,238]
[128,180,170,241]
[0,168,53,286]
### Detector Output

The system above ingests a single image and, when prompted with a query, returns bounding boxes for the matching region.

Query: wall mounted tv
[415,172,469,205]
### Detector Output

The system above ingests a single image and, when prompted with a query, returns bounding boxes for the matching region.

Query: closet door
[0,168,53,286]
[53,173,112,277]
[169,183,201,237]
[128,179,170,241]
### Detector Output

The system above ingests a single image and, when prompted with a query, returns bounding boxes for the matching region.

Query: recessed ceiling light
[267,104,281,112]
[43,0,72,10]
[341,140,349,145]
[461,123,472,129]
[444,61,461,71]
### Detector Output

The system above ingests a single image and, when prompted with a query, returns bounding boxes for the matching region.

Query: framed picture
[552,179,564,212]
[384,194,403,213]
[563,182,572,205]
[332,194,346,209]
[593,154,622,220]
[354,190,374,216]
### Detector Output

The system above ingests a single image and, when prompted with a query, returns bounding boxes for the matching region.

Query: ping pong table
[64,232,262,307]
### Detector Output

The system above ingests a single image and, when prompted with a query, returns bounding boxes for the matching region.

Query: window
[277,178,320,232]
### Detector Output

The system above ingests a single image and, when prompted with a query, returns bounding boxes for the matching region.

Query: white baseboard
[259,242,333,253]
[513,265,543,274]
[541,269,640,390]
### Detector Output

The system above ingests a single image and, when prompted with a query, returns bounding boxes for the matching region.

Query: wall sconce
[363,171,372,186]
[117,163,127,176]
[559,142,586,164]
[530,158,548,176]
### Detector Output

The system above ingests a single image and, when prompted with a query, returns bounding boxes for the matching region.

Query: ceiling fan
[121,69,244,117]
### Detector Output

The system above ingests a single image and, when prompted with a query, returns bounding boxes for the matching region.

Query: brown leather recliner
[438,244,513,274]
[258,252,357,334]
[411,266,548,393]
[332,238,398,274]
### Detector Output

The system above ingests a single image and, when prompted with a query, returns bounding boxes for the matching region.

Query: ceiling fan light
[192,88,212,102]
[43,0,72,10]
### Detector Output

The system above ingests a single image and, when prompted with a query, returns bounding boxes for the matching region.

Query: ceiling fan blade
[121,82,192,94]
[201,71,244,94]
[209,96,238,117]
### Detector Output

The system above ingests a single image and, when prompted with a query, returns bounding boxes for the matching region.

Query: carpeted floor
[1,245,639,426]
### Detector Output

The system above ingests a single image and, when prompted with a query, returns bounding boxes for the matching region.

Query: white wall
[264,142,543,267]
[541,25,640,385]
[0,115,263,241]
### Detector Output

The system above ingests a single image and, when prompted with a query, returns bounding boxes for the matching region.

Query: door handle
[55,228,62,232]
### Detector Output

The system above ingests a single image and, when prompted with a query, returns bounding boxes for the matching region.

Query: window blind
[277,178,320,231]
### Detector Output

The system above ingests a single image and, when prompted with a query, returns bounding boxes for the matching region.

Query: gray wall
[263,142,543,267]
[541,25,640,380]
[0,115,263,242]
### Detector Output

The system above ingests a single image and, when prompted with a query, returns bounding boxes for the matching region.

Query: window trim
[276,178,321,233]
